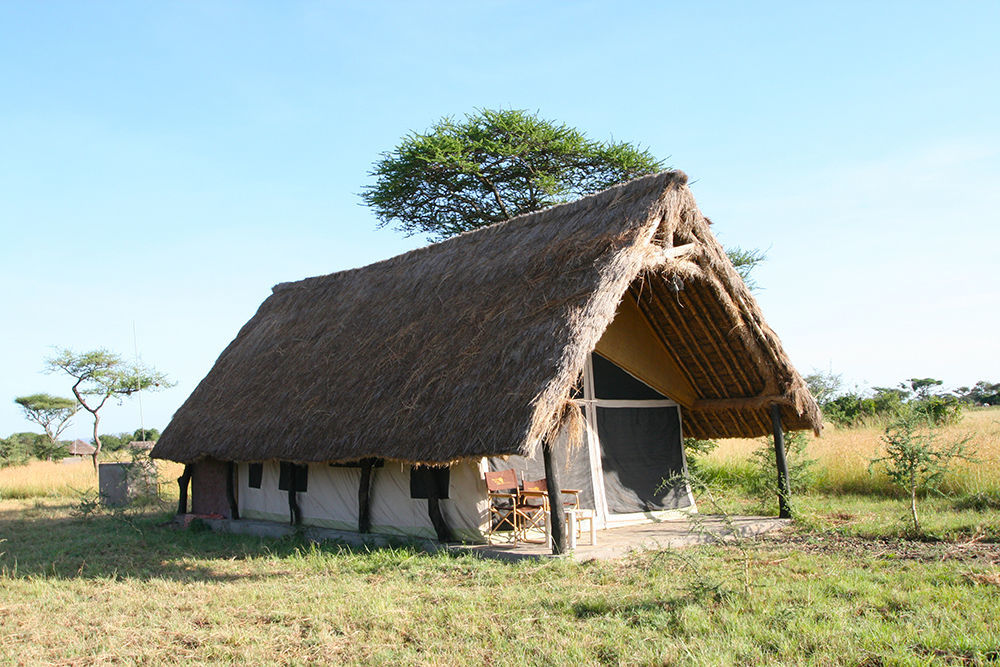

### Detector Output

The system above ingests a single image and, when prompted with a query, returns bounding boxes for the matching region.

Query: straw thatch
[68,439,96,456]
[152,171,820,466]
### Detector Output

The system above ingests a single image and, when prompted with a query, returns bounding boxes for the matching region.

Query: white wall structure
[238,459,490,542]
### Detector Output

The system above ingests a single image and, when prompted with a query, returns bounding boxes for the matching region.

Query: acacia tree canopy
[46,348,171,469]
[13,393,78,457]
[361,108,665,241]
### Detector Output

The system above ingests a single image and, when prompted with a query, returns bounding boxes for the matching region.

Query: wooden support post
[176,464,192,515]
[358,459,374,533]
[542,441,567,555]
[288,467,301,526]
[770,403,792,519]
[426,469,452,543]
[225,461,239,520]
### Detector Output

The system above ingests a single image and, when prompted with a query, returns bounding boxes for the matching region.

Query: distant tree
[46,349,171,470]
[823,390,877,427]
[908,378,943,400]
[13,393,79,460]
[363,108,767,288]
[0,432,42,468]
[804,369,843,407]
[96,433,130,453]
[955,381,1000,406]
[132,427,160,443]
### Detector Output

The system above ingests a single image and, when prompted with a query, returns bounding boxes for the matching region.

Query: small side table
[545,508,597,550]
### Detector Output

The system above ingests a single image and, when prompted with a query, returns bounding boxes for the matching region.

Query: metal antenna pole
[133,321,145,438]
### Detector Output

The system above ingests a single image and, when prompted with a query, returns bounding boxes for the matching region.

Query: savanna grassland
[0,409,998,665]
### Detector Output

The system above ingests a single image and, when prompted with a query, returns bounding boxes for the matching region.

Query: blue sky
[2,1,997,440]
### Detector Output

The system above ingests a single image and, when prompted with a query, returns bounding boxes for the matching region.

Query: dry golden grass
[705,406,1000,495]
[0,457,185,500]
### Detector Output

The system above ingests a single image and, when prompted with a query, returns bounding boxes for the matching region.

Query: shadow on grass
[0,505,454,583]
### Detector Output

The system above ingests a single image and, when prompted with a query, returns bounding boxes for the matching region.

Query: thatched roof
[152,171,820,465]
[68,439,96,455]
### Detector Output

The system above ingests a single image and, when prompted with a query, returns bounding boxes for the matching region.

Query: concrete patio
[452,515,789,561]
[191,514,789,562]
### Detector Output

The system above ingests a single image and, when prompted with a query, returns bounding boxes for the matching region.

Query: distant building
[68,439,97,456]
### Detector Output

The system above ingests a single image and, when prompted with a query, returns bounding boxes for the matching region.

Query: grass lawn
[1,495,998,665]
[1,409,998,664]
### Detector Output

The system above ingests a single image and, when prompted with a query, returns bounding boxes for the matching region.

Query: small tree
[869,411,974,533]
[46,349,171,470]
[13,393,79,460]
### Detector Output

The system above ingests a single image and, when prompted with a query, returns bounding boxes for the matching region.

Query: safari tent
[151,171,820,552]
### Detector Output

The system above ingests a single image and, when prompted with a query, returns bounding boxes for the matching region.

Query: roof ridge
[272,170,688,294]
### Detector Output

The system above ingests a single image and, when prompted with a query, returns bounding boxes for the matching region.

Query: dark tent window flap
[597,405,690,513]
[592,353,667,400]
[278,462,309,492]
[248,462,263,489]
[410,466,450,499]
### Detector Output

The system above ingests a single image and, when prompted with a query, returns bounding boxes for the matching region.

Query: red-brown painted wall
[191,458,232,517]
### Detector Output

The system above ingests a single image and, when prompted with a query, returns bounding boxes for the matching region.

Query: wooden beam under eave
[693,395,795,412]
[594,294,699,408]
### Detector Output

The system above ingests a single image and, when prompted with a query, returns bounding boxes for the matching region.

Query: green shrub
[748,431,816,500]
[912,394,964,425]
[683,437,719,476]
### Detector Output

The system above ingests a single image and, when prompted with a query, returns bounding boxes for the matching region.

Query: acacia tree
[362,108,663,240]
[46,349,170,470]
[13,393,79,460]
[362,108,766,284]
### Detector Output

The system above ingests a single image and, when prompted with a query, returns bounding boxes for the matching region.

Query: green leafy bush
[683,437,719,476]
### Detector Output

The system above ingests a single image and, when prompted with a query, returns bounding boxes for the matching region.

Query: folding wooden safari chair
[484,468,521,544]
[516,478,551,543]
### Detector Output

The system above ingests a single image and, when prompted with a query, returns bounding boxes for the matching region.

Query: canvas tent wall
[151,170,821,549]
[236,459,488,542]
